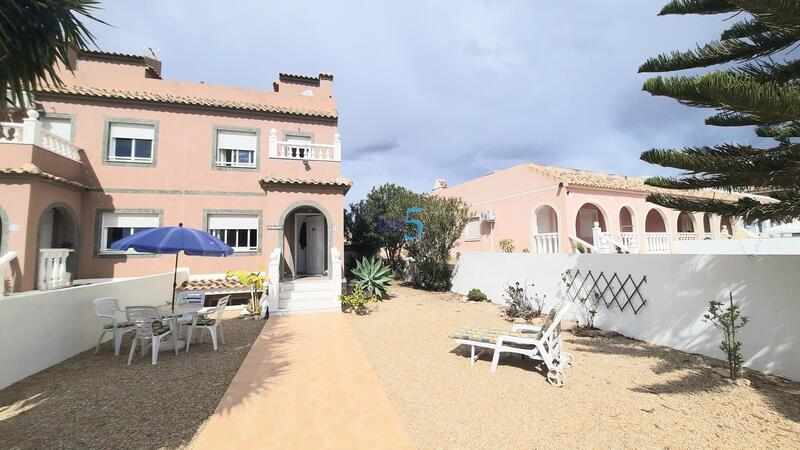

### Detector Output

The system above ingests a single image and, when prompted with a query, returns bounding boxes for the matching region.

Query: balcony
[1,110,81,161]
[267,128,341,162]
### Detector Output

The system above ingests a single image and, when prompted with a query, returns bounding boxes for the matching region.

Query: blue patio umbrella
[111,223,233,310]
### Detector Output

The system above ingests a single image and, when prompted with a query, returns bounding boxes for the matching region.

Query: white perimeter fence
[451,252,800,381]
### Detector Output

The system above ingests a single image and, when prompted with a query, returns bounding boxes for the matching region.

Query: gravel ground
[347,284,800,449]
[0,311,264,450]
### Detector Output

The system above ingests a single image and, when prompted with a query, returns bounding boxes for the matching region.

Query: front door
[306,215,324,274]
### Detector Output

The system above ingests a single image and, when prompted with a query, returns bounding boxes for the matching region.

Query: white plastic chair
[186,296,229,352]
[176,292,206,326]
[93,297,136,356]
[125,306,178,365]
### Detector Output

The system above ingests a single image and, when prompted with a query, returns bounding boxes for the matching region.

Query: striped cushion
[151,323,171,335]
[195,318,216,326]
[104,321,134,329]
[451,327,542,344]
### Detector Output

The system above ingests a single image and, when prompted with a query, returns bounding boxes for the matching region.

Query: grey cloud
[86,1,747,201]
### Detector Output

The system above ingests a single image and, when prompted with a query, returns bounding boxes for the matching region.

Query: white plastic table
[157,304,203,351]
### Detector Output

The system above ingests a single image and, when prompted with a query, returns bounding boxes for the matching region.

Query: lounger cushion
[451,327,542,345]
[195,318,216,326]
[103,321,135,329]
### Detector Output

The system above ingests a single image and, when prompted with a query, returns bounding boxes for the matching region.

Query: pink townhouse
[434,163,758,255]
[0,49,349,312]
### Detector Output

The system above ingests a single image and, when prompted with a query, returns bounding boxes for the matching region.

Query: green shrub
[467,288,488,302]
[350,256,393,298]
[340,286,374,315]
[703,292,749,380]
[413,260,452,291]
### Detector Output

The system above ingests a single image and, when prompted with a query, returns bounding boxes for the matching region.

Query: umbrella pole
[172,252,179,311]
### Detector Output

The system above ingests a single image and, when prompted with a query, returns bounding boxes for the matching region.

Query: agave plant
[350,257,393,298]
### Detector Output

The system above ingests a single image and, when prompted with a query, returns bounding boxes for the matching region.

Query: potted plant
[226,266,268,318]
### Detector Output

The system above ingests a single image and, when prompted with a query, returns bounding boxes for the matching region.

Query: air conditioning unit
[480,210,496,223]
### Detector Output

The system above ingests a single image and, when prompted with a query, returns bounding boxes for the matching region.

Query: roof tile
[34,84,338,120]
[526,163,770,203]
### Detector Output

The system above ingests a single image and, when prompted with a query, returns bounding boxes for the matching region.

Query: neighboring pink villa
[0,49,348,312]
[434,163,758,255]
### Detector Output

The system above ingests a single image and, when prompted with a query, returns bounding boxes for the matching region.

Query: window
[466,218,481,240]
[216,130,257,168]
[108,123,155,163]
[42,117,72,141]
[100,212,159,253]
[208,215,259,252]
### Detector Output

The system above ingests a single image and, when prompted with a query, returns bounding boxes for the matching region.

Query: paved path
[191,313,412,449]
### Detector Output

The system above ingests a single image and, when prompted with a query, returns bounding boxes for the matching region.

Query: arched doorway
[618,206,637,250]
[703,213,712,238]
[644,208,669,253]
[281,204,330,279]
[36,203,78,289]
[575,203,607,246]
[677,212,697,240]
[532,205,558,253]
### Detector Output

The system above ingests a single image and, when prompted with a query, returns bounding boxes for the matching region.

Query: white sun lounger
[451,302,573,386]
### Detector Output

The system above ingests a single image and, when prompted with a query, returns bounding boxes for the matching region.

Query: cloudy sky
[86,1,767,202]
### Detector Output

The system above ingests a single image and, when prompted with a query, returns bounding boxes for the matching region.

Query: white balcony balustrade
[268,128,341,162]
[37,249,73,290]
[533,232,559,254]
[645,233,671,254]
[0,110,81,161]
[677,232,700,241]
[619,232,639,253]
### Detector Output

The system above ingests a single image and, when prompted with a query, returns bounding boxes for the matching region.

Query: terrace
[1,282,797,449]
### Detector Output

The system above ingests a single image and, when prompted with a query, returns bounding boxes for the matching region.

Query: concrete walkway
[191,313,412,449]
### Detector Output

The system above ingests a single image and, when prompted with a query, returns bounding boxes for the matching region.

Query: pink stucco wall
[435,163,732,255]
[0,52,346,289]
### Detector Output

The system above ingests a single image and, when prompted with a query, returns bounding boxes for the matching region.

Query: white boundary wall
[0,270,188,389]
[673,237,800,255]
[452,252,800,381]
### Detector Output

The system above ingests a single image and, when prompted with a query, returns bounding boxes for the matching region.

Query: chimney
[433,179,448,192]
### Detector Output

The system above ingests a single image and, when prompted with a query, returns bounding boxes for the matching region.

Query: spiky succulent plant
[350,257,393,298]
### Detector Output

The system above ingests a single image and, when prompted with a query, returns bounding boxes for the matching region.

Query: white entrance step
[277,279,340,314]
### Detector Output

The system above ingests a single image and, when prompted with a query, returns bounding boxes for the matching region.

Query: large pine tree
[638,0,800,221]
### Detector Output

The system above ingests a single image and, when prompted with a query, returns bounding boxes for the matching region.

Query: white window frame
[465,218,481,241]
[215,130,257,168]
[107,123,155,163]
[208,214,259,252]
[99,212,159,254]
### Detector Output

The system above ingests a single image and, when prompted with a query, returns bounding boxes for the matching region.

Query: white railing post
[333,133,341,161]
[37,249,73,290]
[331,247,342,301]
[37,252,48,290]
[593,222,610,253]
[22,109,41,145]
[268,128,278,158]
[267,248,281,313]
